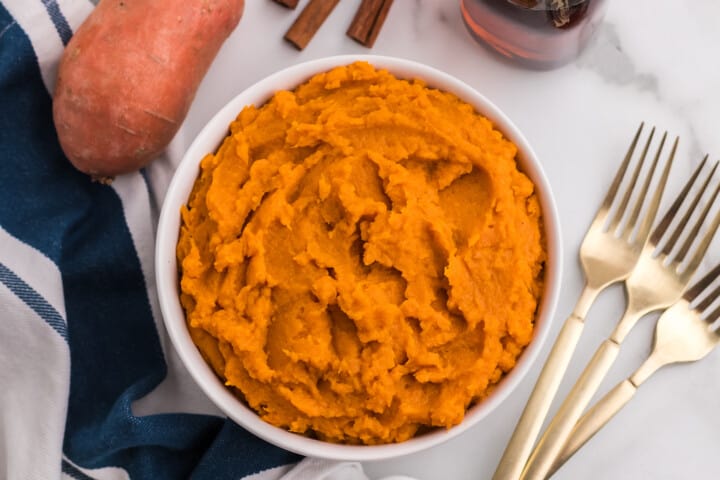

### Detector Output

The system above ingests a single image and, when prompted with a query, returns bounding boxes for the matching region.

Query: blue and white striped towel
[0,2,416,479]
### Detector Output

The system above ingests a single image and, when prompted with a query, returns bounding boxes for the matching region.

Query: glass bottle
[460,0,608,69]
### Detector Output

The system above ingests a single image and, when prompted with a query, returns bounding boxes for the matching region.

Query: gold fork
[492,123,676,480]
[547,262,720,476]
[522,157,720,480]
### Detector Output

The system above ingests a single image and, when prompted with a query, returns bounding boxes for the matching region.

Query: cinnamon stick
[272,0,299,8]
[284,0,340,50]
[347,0,395,48]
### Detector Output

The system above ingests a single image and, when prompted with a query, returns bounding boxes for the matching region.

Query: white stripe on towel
[0,280,69,480]
[0,225,66,321]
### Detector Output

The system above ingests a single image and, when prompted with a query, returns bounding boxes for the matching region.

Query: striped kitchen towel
[0,2,411,479]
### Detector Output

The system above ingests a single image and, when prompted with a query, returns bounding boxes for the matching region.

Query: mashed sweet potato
[177,62,546,445]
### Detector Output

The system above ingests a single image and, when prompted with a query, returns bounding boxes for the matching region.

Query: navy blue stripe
[140,167,162,229]
[0,262,68,342]
[41,0,73,45]
[61,460,96,480]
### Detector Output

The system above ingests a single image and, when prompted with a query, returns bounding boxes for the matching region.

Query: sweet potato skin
[53,0,244,177]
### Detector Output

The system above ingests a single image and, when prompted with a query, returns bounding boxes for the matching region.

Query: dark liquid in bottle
[461,0,606,69]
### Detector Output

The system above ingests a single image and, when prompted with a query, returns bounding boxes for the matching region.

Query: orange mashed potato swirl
[177,62,546,445]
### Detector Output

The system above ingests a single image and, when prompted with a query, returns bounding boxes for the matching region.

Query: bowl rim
[155,54,563,461]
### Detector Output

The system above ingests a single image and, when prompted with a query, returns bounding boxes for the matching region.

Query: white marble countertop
[157,1,720,478]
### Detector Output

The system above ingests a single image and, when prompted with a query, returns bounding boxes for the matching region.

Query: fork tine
[683,262,720,301]
[709,305,720,330]
[679,210,720,282]
[704,297,720,329]
[607,126,656,232]
[621,131,667,240]
[650,156,709,247]
[628,134,677,244]
[658,159,717,257]
[674,178,720,270]
[599,122,644,214]
[695,275,720,312]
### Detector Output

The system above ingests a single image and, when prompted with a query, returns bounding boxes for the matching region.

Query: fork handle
[549,379,637,476]
[521,338,621,480]
[492,313,586,480]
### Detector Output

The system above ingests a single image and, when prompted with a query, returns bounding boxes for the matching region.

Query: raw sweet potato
[53,0,244,178]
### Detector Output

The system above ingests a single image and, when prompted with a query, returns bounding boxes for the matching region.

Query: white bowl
[155,55,562,461]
